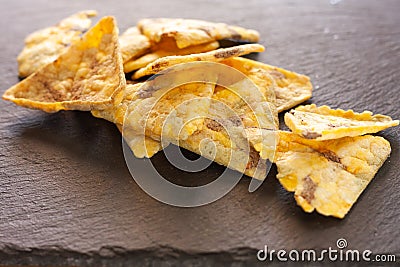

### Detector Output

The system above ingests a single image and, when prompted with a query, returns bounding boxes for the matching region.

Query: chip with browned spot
[138,18,259,49]
[246,130,392,218]
[3,16,125,113]
[123,41,219,73]
[132,44,264,79]
[17,10,97,78]
[285,104,399,140]
[221,57,312,113]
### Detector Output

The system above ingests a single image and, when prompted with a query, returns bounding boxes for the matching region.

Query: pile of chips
[3,11,398,218]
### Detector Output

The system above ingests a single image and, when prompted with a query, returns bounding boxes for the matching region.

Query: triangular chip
[92,83,162,158]
[123,41,219,73]
[119,26,151,63]
[285,104,399,140]
[138,18,259,49]
[180,87,276,180]
[132,44,265,79]
[3,16,125,113]
[17,10,97,78]
[275,131,391,218]
[125,81,216,142]
[221,57,312,112]
[179,65,278,179]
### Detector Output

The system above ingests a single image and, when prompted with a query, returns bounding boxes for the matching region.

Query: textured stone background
[0,0,399,266]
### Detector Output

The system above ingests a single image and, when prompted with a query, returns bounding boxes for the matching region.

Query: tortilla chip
[17,10,97,78]
[132,44,265,79]
[119,26,151,63]
[285,104,399,140]
[138,18,259,49]
[123,41,219,73]
[3,16,125,113]
[92,84,162,158]
[180,72,278,179]
[125,81,216,142]
[221,57,312,112]
[275,131,391,218]
[115,124,162,158]
[91,83,142,125]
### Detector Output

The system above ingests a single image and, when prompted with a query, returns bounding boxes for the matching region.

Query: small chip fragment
[284,104,399,140]
[3,16,125,112]
[275,131,391,218]
[123,41,219,73]
[132,44,265,79]
[119,26,151,63]
[138,18,260,49]
[17,10,97,78]
[221,57,312,112]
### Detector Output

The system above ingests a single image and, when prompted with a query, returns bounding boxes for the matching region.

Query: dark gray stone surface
[0,0,399,266]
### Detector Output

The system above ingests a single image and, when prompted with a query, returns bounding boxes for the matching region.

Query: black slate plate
[0,0,399,266]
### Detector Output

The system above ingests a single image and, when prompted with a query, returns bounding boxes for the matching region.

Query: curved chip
[132,44,265,79]
[285,104,399,140]
[275,131,391,218]
[221,57,312,112]
[123,41,219,73]
[119,26,151,63]
[138,18,259,49]
[92,84,163,158]
[3,16,125,113]
[17,10,97,78]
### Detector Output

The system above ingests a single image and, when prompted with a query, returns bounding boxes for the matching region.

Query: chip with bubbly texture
[3,16,125,113]
[138,18,260,49]
[117,124,163,158]
[132,44,265,79]
[221,57,312,112]
[92,83,163,158]
[119,26,151,63]
[179,70,278,180]
[285,104,399,140]
[125,81,216,142]
[123,41,219,73]
[17,10,97,78]
[275,131,391,218]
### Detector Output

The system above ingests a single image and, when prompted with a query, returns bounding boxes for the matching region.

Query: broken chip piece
[284,104,399,140]
[132,44,265,79]
[3,16,125,112]
[17,10,97,78]
[138,18,259,49]
[221,57,312,112]
[275,131,391,218]
[123,41,219,73]
[119,26,151,63]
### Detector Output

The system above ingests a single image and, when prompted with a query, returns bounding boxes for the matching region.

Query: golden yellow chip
[275,131,391,218]
[138,18,259,49]
[125,81,216,142]
[285,104,399,140]
[116,124,162,158]
[179,69,278,180]
[132,44,265,79]
[17,10,97,78]
[119,26,151,63]
[92,84,162,158]
[123,41,219,73]
[3,16,125,113]
[91,83,142,125]
[222,57,312,112]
